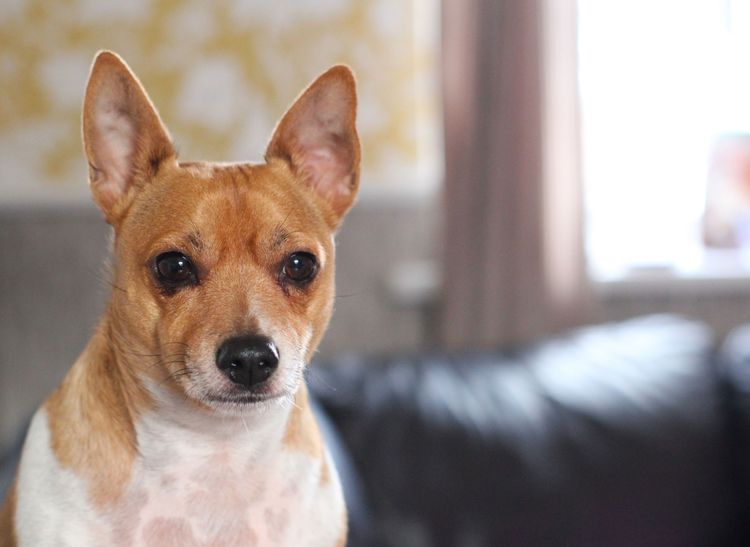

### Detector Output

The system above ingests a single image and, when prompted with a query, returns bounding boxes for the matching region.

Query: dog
[0,50,359,546]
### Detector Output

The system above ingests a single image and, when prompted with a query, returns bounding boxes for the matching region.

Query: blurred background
[4,0,750,545]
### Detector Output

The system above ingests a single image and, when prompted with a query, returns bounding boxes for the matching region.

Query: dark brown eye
[282,252,317,285]
[154,252,198,290]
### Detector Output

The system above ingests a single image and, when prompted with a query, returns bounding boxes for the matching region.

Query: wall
[0,0,441,202]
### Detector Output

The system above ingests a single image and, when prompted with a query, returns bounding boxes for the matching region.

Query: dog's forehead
[127,161,329,245]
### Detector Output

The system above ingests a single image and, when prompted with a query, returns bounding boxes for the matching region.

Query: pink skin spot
[111,488,149,546]
[160,473,178,490]
[142,517,200,547]
[142,515,256,547]
[206,522,258,547]
[186,454,251,524]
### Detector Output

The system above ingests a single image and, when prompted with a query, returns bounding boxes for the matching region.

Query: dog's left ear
[266,66,360,226]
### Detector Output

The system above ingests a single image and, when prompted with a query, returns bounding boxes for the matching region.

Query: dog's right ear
[82,51,175,222]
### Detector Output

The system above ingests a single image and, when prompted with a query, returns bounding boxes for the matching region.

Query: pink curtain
[439,0,591,350]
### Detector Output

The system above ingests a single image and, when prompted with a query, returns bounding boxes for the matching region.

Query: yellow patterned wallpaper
[0,0,440,203]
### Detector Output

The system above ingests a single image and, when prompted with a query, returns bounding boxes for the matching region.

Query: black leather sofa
[311,315,750,547]
[2,314,749,546]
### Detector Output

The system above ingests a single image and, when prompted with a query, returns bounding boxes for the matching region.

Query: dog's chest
[16,408,344,547]
[120,410,343,547]
[116,445,319,546]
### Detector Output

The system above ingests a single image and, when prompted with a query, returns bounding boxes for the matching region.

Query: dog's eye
[282,252,318,285]
[154,252,198,289]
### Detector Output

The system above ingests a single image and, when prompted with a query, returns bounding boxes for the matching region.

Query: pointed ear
[82,51,175,220]
[266,65,360,225]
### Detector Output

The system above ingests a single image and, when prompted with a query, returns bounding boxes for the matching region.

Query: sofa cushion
[311,315,736,547]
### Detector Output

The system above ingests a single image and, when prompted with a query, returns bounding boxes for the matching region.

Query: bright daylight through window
[579,0,750,281]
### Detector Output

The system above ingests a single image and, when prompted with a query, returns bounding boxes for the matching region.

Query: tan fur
[109,159,338,394]
[4,51,357,545]
[0,482,16,547]
[283,385,327,480]
[45,322,148,506]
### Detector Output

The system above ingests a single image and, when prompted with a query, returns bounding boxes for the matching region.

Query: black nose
[216,335,279,388]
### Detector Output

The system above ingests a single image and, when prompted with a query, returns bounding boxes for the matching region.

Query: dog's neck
[138,375,295,460]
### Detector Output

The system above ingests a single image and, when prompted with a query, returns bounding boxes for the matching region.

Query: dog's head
[83,52,359,412]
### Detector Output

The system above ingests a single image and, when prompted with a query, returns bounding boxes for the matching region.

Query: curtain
[439,0,591,350]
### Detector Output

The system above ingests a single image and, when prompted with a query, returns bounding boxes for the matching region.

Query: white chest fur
[14,405,345,547]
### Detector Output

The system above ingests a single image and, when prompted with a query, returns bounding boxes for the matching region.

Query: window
[579,0,750,281]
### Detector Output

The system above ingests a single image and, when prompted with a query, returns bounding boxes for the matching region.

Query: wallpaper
[0,0,440,202]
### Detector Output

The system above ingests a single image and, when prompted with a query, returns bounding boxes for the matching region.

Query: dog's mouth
[204,391,286,405]
[200,378,294,407]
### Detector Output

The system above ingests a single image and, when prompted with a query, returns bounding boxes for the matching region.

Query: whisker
[287,395,303,411]
[92,266,127,294]
[144,354,188,370]
[335,291,366,299]
[159,366,195,386]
